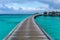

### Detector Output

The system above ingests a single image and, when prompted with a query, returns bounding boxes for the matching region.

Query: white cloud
[22,7,41,11]
[0,1,60,14]
[0,10,2,13]
[42,0,60,4]
[4,2,50,11]
[0,4,3,8]
[53,0,60,4]
[5,3,21,10]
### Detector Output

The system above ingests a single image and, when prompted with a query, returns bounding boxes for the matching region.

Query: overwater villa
[44,11,60,16]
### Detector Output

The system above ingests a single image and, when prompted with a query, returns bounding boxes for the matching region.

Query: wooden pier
[4,14,51,40]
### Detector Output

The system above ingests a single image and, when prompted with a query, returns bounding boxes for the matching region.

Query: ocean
[0,14,60,40]
[0,14,31,40]
[35,16,60,40]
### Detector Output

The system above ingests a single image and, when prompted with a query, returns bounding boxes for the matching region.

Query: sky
[0,0,60,14]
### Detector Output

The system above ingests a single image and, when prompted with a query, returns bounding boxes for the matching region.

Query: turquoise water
[0,14,31,40]
[35,16,60,40]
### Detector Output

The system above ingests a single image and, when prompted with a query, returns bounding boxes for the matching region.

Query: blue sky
[0,0,60,14]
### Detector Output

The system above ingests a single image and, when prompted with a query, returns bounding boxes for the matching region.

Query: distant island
[43,11,60,16]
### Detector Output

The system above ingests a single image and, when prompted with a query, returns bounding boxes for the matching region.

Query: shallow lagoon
[35,16,60,40]
[0,14,31,40]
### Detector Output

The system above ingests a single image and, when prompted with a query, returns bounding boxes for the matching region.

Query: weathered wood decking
[4,15,51,40]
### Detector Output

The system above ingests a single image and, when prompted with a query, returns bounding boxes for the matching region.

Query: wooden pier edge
[33,14,52,40]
